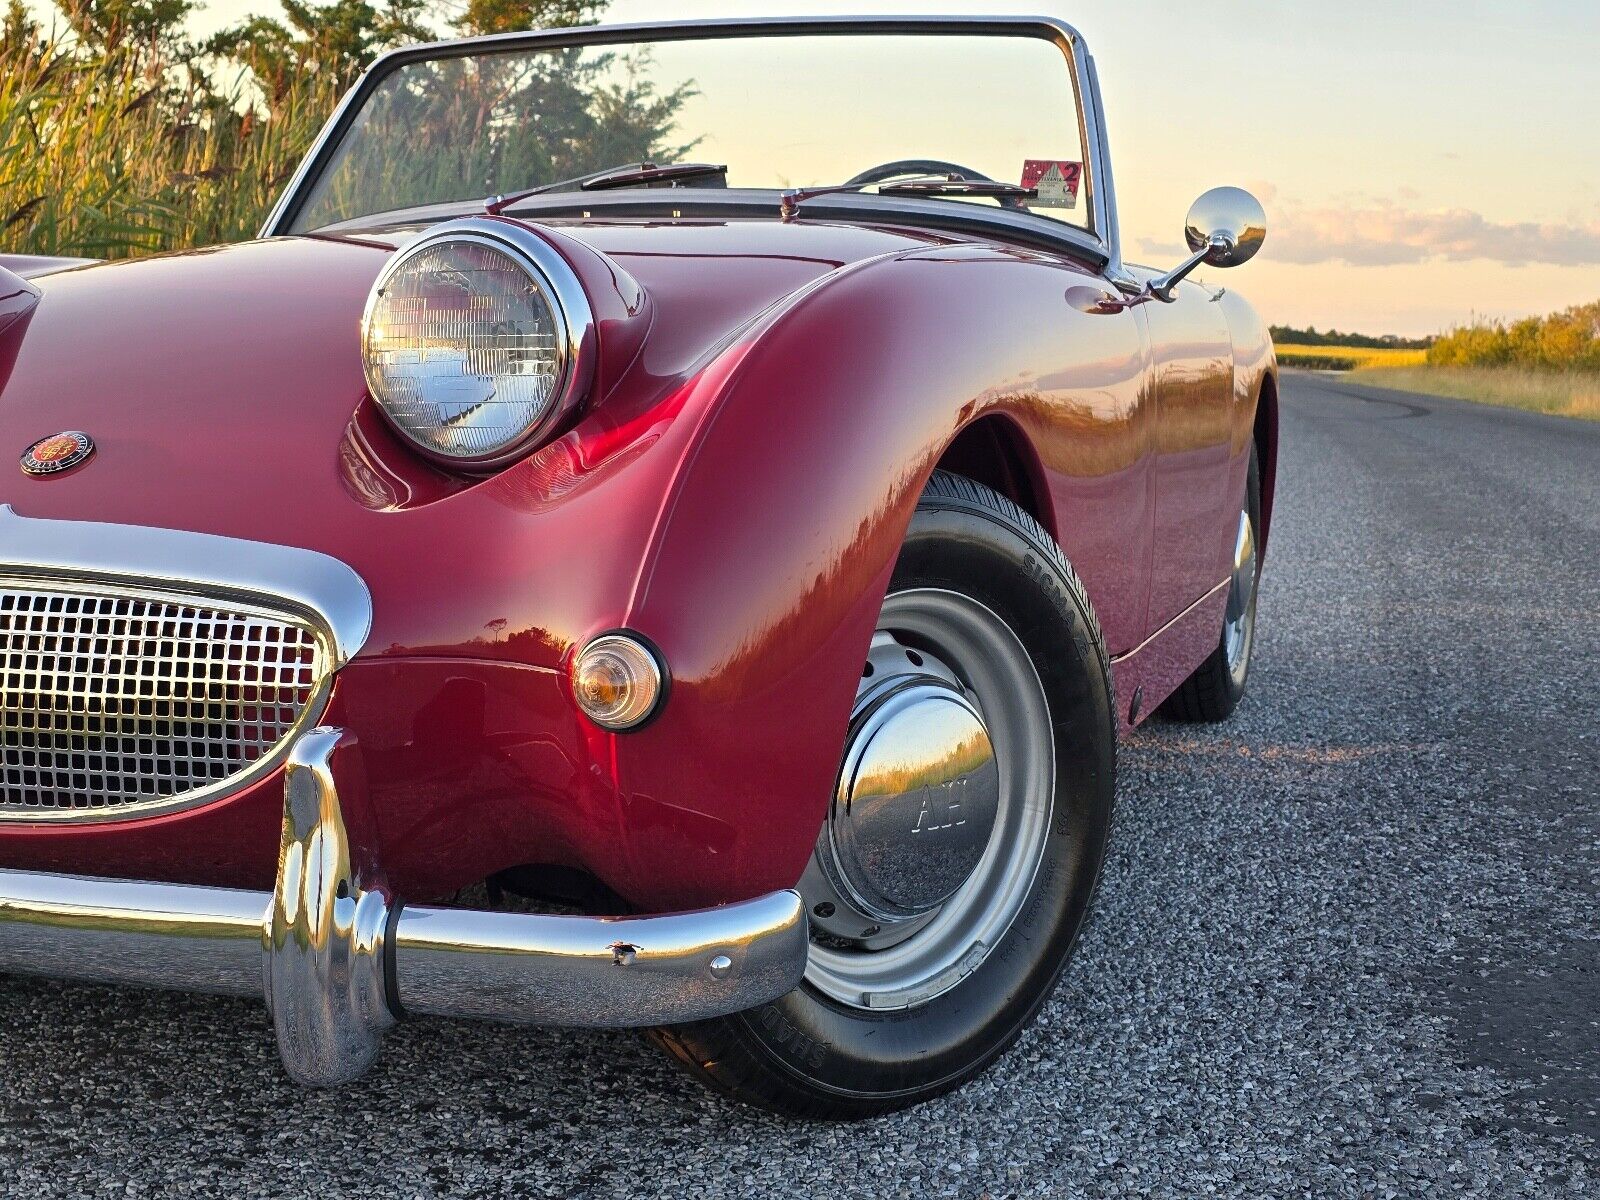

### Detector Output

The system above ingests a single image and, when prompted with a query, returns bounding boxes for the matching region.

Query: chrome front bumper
[0,726,809,1086]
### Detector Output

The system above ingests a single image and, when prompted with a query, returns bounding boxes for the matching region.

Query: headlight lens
[362,235,570,465]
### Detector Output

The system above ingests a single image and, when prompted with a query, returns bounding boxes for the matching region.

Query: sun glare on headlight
[363,234,569,465]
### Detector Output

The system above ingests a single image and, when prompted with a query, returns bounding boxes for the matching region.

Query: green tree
[208,0,602,96]
[3,0,38,47]
[207,0,434,99]
[456,0,602,37]
[55,0,196,53]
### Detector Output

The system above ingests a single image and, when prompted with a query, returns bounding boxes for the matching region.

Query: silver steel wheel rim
[802,588,1055,1011]
[1222,506,1258,683]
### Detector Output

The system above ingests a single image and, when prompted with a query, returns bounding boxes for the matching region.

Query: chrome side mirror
[1146,186,1267,302]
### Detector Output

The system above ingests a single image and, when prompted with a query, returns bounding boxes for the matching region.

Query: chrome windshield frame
[259,15,1122,271]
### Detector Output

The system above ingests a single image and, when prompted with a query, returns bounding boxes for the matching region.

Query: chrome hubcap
[801,589,1054,1011]
[1222,506,1257,682]
[823,647,1000,922]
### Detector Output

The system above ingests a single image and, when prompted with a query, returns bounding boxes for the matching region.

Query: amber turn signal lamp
[572,634,664,731]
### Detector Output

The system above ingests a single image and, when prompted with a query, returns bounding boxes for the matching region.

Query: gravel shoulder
[0,372,1594,1197]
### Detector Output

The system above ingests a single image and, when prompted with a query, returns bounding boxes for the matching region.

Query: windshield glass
[287,30,1090,234]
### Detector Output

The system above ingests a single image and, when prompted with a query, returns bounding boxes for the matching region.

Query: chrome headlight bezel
[360,217,596,471]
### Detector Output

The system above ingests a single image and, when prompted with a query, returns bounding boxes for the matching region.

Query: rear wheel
[653,471,1117,1118]
[1160,444,1262,723]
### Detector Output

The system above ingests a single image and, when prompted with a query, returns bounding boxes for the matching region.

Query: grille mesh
[1,583,322,818]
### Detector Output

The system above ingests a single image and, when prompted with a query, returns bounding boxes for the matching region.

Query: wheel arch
[933,412,1057,544]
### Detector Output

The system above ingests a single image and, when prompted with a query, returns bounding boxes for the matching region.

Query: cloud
[1266,200,1600,267]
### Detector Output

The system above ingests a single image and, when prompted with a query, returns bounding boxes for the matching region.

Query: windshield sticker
[1021,160,1082,209]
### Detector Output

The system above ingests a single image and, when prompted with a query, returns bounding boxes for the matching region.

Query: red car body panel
[0,218,1274,910]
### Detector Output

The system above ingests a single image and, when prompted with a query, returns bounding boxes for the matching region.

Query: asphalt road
[1,372,1595,1198]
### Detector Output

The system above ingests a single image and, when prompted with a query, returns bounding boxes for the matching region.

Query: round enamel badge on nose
[20,431,94,476]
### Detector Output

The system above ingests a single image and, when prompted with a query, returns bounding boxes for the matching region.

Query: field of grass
[1278,302,1598,421]
[1347,365,1600,422]
[1274,344,1429,371]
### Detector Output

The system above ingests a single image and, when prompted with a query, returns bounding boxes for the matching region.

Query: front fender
[615,244,1149,906]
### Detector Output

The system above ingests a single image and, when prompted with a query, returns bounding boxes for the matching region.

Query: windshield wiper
[876,177,1035,201]
[779,174,1034,220]
[485,162,728,214]
[580,162,727,191]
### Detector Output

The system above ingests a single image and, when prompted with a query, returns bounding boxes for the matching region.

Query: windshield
[287,29,1091,235]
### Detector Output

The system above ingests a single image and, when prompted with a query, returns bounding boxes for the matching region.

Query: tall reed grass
[1,27,340,259]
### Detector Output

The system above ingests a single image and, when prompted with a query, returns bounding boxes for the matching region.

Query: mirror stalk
[1144,235,1232,303]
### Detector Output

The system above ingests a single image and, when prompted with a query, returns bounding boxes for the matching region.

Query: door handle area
[1064,284,1148,315]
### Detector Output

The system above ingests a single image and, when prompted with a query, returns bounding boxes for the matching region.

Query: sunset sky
[32,0,1599,337]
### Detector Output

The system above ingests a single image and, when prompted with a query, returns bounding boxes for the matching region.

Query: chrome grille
[1,582,324,819]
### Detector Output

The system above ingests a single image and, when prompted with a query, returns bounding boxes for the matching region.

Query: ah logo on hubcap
[20,431,93,476]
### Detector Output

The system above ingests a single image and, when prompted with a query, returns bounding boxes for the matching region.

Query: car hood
[0,218,950,527]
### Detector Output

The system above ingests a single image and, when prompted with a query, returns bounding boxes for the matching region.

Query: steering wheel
[842,159,1029,211]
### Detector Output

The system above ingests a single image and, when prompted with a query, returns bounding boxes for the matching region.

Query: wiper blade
[580,162,728,191]
[485,162,728,214]
[877,177,1035,200]
[779,174,1034,220]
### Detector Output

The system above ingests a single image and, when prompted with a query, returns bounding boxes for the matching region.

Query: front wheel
[653,472,1117,1118]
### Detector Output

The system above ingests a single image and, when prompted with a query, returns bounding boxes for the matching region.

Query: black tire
[1160,443,1262,723]
[652,471,1117,1119]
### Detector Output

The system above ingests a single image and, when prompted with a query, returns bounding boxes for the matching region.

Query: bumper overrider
[0,507,808,1086]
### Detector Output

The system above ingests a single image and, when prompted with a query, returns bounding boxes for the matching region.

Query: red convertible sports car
[0,16,1274,1116]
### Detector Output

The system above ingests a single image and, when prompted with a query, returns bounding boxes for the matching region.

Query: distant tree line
[1270,325,1433,350]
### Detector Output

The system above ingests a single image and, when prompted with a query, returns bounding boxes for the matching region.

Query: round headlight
[362,224,592,467]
